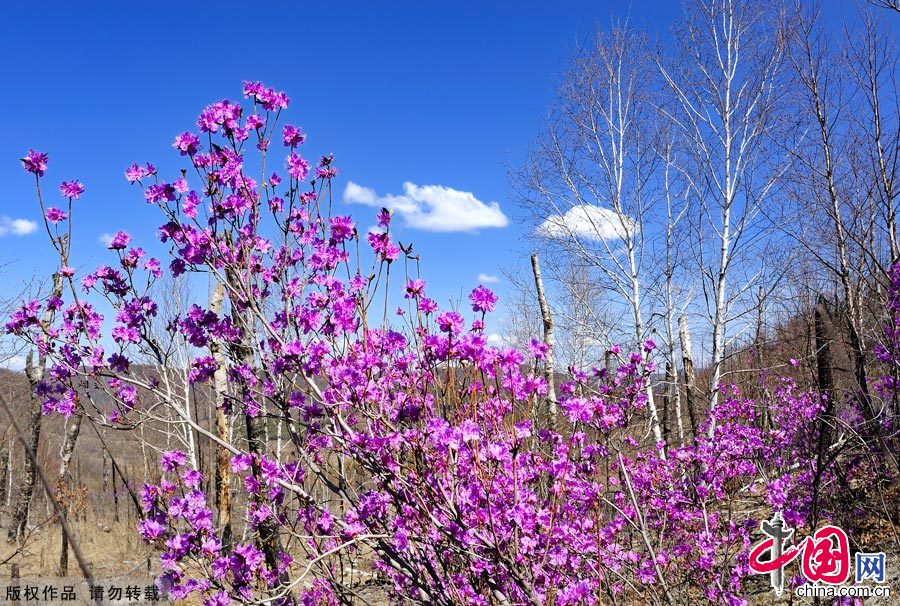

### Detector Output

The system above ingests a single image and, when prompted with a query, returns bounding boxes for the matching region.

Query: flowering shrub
[5,83,872,605]
[875,264,900,415]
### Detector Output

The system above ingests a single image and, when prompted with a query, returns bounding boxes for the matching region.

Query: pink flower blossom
[21,150,48,176]
[125,162,151,182]
[282,124,306,147]
[45,207,68,223]
[59,180,84,199]
[173,132,200,156]
[108,231,131,250]
[437,311,464,334]
[287,152,309,181]
[469,285,498,313]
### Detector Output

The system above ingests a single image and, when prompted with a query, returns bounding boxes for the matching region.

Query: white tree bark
[530,254,558,431]
[659,0,788,433]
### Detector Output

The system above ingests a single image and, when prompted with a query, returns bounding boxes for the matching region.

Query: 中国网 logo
[856,552,886,583]
[749,512,891,600]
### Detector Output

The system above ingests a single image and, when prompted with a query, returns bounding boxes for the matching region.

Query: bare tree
[501,256,613,371]
[847,8,900,266]
[8,270,64,543]
[786,2,870,400]
[658,130,690,445]
[56,410,82,575]
[868,0,900,14]
[209,281,233,551]
[530,254,558,431]
[782,3,900,472]
[658,0,790,432]
[0,445,8,507]
[679,313,700,438]
[515,23,666,448]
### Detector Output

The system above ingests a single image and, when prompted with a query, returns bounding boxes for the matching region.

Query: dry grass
[0,517,157,581]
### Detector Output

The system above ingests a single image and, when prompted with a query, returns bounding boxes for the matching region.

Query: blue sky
[0,2,682,309]
[0,0,852,336]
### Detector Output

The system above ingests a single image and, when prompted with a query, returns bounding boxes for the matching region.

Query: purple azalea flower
[469,285,498,313]
[282,124,306,147]
[59,180,84,199]
[139,518,166,541]
[173,131,200,156]
[108,231,131,250]
[287,152,309,181]
[21,150,49,176]
[437,311,464,334]
[45,207,68,224]
[161,450,188,472]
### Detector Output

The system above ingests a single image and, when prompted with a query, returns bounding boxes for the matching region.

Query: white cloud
[98,233,115,247]
[488,332,506,347]
[345,182,378,206]
[1,355,26,371]
[344,181,508,232]
[487,333,506,346]
[0,216,37,237]
[477,273,500,284]
[538,205,636,242]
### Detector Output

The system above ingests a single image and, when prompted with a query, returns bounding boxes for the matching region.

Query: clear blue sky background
[0,0,853,334]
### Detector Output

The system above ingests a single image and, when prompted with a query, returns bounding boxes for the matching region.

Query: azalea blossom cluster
[874,264,900,412]
[5,83,867,606]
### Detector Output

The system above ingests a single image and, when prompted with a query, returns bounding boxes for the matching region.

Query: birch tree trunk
[679,314,699,439]
[662,135,686,447]
[101,446,110,494]
[849,11,899,262]
[8,355,45,543]
[224,267,286,581]
[789,9,899,473]
[0,447,8,508]
[5,439,11,507]
[659,0,788,434]
[209,282,233,551]
[530,255,558,432]
[57,412,82,575]
[57,415,82,480]
[513,25,665,450]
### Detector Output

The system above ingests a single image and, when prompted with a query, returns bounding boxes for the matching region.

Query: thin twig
[0,388,95,589]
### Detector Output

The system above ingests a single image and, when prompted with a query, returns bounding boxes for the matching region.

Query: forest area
[1,0,900,604]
